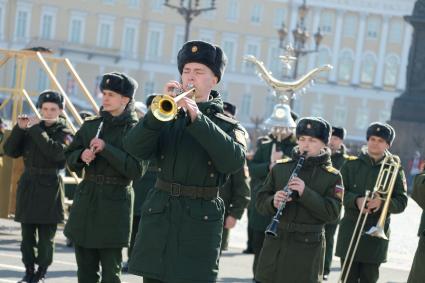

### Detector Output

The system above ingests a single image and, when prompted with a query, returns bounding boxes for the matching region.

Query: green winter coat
[255,148,342,283]
[219,164,250,220]
[335,151,408,263]
[64,105,145,249]
[248,134,297,232]
[123,91,246,283]
[407,171,425,283]
[331,144,350,170]
[3,119,71,224]
[133,158,157,216]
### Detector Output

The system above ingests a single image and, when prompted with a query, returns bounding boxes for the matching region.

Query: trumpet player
[255,117,343,283]
[3,90,72,283]
[123,40,246,283]
[335,122,408,283]
[64,72,146,283]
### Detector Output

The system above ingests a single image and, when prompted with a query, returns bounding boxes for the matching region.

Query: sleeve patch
[64,134,73,145]
[234,128,247,149]
[334,183,344,200]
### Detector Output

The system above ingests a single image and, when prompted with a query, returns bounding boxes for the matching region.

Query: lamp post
[277,0,324,108]
[164,0,216,42]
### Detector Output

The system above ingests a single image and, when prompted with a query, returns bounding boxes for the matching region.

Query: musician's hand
[271,150,283,163]
[17,115,29,129]
[273,191,291,208]
[288,177,305,196]
[366,195,382,213]
[27,116,40,128]
[81,149,96,164]
[177,96,200,122]
[356,197,369,214]
[164,80,181,96]
[90,138,105,153]
[224,216,237,229]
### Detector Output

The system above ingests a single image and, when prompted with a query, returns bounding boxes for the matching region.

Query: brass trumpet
[338,152,400,283]
[151,85,195,121]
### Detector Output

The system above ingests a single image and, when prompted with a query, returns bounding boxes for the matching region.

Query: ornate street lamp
[164,0,216,42]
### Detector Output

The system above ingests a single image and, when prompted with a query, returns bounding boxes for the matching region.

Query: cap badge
[46,94,50,98]
[106,79,110,84]
[307,123,312,129]
[191,45,198,53]
[377,127,380,132]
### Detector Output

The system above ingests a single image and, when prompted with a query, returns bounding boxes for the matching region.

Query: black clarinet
[265,151,307,237]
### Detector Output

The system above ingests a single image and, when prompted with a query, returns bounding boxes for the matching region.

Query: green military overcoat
[331,144,350,171]
[4,119,71,224]
[64,105,145,248]
[248,134,297,232]
[255,148,342,283]
[123,91,246,283]
[407,171,425,283]
[335,152,408,263]
[133,158,157,216]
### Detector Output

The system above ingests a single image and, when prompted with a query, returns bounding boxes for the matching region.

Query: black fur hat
[177,40,227,82]
[296,117,331,144]
[331,126,346,140]
[36,90,64,109]
[223,102,236,116]
[99,72,138,99]
[366,122,395,145]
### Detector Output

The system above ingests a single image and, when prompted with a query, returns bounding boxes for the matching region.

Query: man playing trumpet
[336,122,408,283]
[123,40,246,283]
[3,90,72,283]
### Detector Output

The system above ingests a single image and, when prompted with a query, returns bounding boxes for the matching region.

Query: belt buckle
[170,183,181,197]
[96,175,105,185]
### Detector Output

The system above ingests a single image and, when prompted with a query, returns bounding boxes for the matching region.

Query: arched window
[316,48,331,80]
[383,55,400,87]
[338,50,354,82]
[360,53,376,84]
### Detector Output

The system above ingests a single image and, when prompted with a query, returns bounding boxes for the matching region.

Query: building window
[389,20,402,43]
[146,29,162,61]
[122,26,137,57]
[222,40,236,72]
[316,48,331,79]
[244,43,260,74]
[383,55,400,87]
[172,32,185,63]
[0,6,4,40]
[38,69,49,91]
[273,8,286,28]
[40,14,53,40]
[15,10,29,40]
[151,0,163,11]
[268,46,281,77]
[338,50,354,82]
[128,0,139,7]
[227,0,239,21]
[333,106,347,127]
[69,18,83,44]
[367,17,380,39]
[241,94,252,117]
[355,109,369,130]
[144,81,155,98]
[320,11,334,34]
[343,14,357,38]
[98,22,113,48]
[250,4,262,24]
[103,0,115,4]
[360,54,376,84]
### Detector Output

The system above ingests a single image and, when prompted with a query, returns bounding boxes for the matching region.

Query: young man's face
[297,135,326,157]
[40,102,61,124]
[181,62,218,101]
[367,135,389,156]
[102,90,130,116]
[329,136,343,152]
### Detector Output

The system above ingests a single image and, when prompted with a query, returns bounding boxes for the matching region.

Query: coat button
[148,208,152,212]
[207,161,212,165]
[161,155,165,159]
[204,216,208,220]
[210,173,214,177]
[158,168,162,172]
[206,109,211,114]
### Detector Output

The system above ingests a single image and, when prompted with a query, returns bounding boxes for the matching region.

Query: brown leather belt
[85,174,131,186]
[26,167,59,175]
[155,178,218,200]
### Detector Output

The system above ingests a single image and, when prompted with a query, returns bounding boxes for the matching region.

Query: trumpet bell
[365,226,388,240]
[151,94,178,121]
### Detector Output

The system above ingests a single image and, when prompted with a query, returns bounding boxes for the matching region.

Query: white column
[307,6,322,70]
[329,10,344,82]
[374,15,390,88]
[397,24,413,90]
[351,13,367,85]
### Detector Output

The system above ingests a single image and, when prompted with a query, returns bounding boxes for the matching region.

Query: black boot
[18,265,34,283]
[31,266,47,283]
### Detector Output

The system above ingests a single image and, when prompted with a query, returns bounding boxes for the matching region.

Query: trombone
[338,152,401,283]
[151,85,195,121]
